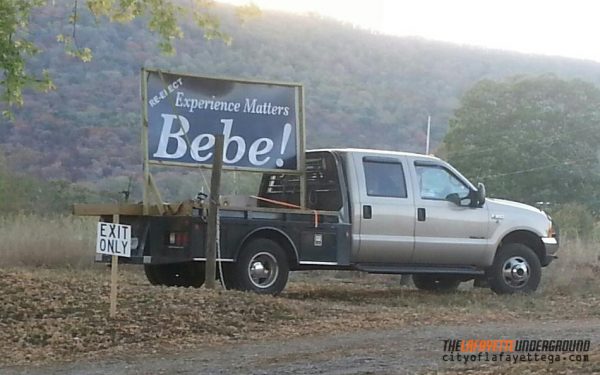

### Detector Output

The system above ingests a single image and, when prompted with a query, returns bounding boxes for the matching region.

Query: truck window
[415,164,470,200]
[363,160,407,198]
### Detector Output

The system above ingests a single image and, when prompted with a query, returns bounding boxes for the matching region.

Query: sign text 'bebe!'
[144,70,304,172]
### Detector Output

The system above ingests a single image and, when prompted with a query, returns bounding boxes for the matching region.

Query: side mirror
[445,193,461,206]
[476,182,486,207]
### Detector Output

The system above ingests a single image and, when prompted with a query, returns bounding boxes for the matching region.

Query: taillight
[168,232,190,247]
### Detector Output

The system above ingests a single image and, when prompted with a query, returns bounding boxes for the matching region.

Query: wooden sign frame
[140,68,308,213]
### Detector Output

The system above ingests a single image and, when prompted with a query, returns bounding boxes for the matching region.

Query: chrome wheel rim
[502,256,530,288]
[248,252,279,289]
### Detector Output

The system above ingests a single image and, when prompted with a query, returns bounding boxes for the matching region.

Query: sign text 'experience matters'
[144,70,303,172]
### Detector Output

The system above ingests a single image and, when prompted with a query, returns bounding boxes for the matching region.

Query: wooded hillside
[2,1,600,198]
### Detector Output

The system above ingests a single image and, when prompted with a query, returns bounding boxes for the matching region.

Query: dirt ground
[4,319,599,375]
[1,266,599,374]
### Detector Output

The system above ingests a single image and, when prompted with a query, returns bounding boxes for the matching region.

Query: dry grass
[0,214,96,268]
[1,215,599,368]
[1,213,598,284]
[542,238,600,293]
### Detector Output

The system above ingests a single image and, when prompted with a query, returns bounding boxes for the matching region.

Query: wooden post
[205,135,224,289]
[141,69,150,215]
[298,85,307,208]
[110,213,119,318]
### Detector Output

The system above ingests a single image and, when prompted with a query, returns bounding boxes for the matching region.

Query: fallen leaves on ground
[1,267,599,366]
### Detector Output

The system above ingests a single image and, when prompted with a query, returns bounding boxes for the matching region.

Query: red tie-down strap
[249,195,319,228]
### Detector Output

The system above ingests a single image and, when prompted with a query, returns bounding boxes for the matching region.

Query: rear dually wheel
[144,262,205,288]
[224,238,289,295]
[412,274,461,292]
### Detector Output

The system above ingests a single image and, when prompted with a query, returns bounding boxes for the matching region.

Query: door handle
[363,205,372,219]
[417,207,426,221]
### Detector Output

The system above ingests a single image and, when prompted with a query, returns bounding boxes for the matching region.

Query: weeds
[0,213,598,291]
[542,237,599,293]
[0,214,96,268]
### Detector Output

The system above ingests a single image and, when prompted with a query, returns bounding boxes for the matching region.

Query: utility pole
[425,115,431,155]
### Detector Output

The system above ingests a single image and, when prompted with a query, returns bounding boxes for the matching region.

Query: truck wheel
[144,263,205,288]
[412,275,460,292]
[144,264,164,285]
[488,243,541,294]
[220,263,239,290]
[178,262,205,288]
[229,238,289,295]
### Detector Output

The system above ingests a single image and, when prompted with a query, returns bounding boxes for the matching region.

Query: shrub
[551,203,594,240]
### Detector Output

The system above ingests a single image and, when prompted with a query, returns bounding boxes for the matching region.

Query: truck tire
[412,275,461,292]
[227,238,289,295]
[144,264,164,285]
[144,263,205,288]
[178,262,206,288]
[488,243,541,294]
[220,263,240,290]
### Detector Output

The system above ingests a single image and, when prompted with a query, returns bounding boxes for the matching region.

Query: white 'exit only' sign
[96,222,132,257]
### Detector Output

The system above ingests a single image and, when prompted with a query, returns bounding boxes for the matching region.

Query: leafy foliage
[443,76,600,212]
[0,0,54,113]
[0,0,243,116]
[0,153,119,214]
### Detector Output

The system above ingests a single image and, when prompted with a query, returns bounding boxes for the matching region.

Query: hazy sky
[222,0,600,63]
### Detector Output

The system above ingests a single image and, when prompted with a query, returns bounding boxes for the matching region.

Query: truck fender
[235,227,299,267]
[488,230,546,267]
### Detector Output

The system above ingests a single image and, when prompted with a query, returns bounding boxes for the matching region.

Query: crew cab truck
[86,148,559,295]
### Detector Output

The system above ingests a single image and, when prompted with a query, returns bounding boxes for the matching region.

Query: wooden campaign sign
[142,69,305,173]
[96,216,130,318]
[138,70,308,279]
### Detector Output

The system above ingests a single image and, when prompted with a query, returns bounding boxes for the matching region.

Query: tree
[442,75,600,213]
[0,0,258,116]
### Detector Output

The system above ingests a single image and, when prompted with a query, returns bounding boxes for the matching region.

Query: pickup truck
[97,148,559,295]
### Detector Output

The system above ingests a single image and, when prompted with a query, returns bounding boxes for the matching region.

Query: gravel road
[4,319,599,375]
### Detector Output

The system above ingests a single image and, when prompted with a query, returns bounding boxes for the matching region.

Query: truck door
[353,154,415,263]
[410,162,490,265]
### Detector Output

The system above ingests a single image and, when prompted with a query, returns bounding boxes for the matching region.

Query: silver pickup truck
[103,148,559,295]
